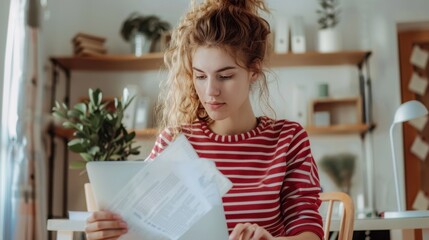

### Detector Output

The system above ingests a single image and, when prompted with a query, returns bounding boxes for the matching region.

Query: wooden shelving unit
[268,51,371,67]
[51,53,165,71]
[306,124,370,135]
[53,126,158,140]
[50,50,371,71]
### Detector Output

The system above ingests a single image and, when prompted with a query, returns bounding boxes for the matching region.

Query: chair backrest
[84,183,98,212]
[319,192,354,240]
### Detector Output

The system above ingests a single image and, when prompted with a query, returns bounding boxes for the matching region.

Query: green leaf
[88,146,100,155]
[74,103,87,114]
[69,161,87,169]
[67,109,82,118]
[52,111,66,119]
[62,121,76,129]
[80,153,93,161]
[68,139,86,152]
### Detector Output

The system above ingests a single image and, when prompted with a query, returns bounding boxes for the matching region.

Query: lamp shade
[393,100,428,124]
[390,100,428,211]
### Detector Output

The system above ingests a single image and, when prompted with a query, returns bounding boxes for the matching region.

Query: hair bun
[220,0,268,13]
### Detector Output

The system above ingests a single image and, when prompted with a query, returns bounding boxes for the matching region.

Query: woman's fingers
[229,223,254,240]
[251,226,272,240]
[229,223,273,240]
[87,211,122,223]
[85,228,128,240]
[85,219,127,232]
[85,211,128,240]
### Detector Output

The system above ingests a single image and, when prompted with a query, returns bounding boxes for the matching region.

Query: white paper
[408,115,428,132]
[410,45,429,69]
[408,73,428,96]
[412,190,429,210]
[106,135,232,240]
[410,136,429,161]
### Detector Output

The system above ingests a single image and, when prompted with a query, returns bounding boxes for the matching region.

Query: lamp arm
[389,123,404,211]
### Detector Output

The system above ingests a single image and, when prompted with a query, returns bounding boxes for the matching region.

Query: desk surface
[329,217,429,231]
[50,216,429,233]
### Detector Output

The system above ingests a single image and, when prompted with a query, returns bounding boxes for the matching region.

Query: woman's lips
[206,102,225,110]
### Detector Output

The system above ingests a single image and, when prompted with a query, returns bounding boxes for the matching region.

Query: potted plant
[316,0,341,52]
[52,88,141,169]
[319,153,355,194]
[120,12,170,56]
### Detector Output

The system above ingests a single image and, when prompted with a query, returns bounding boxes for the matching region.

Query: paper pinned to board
[410,135,429,161]
[412,190,429,211]
[408,73,428,96]
[106,134,232,240]
[408,115,428,132]
[410,45,429,69]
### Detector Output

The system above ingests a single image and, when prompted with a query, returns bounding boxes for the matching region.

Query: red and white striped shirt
[149,116,323,238]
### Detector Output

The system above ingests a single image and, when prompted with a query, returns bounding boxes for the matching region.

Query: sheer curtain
[0,0,47,239]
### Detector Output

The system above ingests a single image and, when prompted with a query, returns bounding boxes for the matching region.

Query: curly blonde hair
[157,0,273,135]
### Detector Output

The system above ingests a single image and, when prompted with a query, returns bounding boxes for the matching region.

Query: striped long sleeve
[149,117,323,239]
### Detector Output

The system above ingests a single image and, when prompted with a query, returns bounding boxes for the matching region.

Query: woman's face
[192,46,257,121]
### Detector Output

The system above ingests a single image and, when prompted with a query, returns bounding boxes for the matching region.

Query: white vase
[132,33,151,56]
[318,28,342,53]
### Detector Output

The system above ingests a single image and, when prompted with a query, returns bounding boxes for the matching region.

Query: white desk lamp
[385,100,429,218]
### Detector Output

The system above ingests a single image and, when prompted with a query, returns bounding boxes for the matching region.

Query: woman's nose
[206,78,221,96]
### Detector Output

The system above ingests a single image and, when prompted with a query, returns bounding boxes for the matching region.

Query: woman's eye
[219,75,232,80]
[195,75,206,80]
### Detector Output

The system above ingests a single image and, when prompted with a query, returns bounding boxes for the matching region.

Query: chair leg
[56,230,74,240]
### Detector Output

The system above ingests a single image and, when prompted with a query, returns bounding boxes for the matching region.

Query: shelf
[53,126,158,139]
[50,51,371,72]
[50,53,165,71]
[268,51,371,67]
[306,124,370,135]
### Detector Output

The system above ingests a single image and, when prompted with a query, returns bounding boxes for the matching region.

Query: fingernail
[120,221,127,228]
[113,214,122,219]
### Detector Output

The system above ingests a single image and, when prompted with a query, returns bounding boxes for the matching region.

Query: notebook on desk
[86,161,230,240]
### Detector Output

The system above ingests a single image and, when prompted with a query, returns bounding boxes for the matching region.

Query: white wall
[361,0,429,212]
[0,0,11,237]
[41,0,429,215]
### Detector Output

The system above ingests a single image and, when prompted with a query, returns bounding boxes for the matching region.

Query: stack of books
[72,33,107,57]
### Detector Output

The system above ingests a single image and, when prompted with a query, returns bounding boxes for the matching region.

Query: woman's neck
[209,112,258,136]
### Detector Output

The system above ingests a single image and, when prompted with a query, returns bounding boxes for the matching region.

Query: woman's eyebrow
[192,66,237,73]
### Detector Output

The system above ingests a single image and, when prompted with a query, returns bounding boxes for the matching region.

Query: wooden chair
[320,191,355,240]
[47,183,96,240]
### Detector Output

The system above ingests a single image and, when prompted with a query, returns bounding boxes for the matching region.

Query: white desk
[50,217,429,240]
[329,217,429,240]
[47,219,85,240]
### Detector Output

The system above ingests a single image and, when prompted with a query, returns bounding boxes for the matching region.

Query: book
[74,46,107,54]
[74,41,106,52]
[72,32,106,44]
[74,48,106,57]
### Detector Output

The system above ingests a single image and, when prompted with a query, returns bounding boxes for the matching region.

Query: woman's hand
[85,211,128,240]
[229,223,274,240]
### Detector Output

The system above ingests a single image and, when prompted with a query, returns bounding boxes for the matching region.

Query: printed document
[106,134,232,240]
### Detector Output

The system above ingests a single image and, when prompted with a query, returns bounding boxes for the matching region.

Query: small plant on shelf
[319,153,355,194]
[120,12,170,53]
[52,88,141,168]
[316,0,340,29]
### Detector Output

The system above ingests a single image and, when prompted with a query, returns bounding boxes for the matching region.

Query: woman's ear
[249,59,262,83]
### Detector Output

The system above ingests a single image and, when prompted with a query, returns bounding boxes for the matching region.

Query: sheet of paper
[408,73,428,96]
[408,115,428,132]
[106,134,232,240]
[412,190,429,210]
[410,136,429,161]
[410,45,429,69]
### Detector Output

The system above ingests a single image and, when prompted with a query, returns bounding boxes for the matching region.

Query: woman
[85,0,323,239]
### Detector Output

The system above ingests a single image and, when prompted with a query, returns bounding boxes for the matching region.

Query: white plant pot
[132,33,151,56]
[318,28,342,53]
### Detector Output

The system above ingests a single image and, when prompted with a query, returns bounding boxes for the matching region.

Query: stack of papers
[107,135,232,240]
